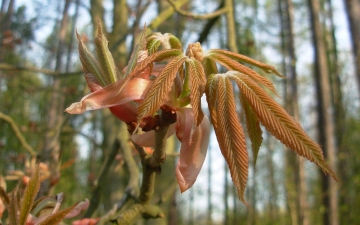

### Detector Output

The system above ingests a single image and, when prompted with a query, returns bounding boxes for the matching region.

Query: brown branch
[0,63,83,77]
[138,106,176,204]
[0,111,37,156]
[167,0,228,20]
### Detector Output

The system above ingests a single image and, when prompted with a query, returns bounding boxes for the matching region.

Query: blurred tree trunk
[207,145,213,225]
[0,0,14,60]
[224,164,229,225]
[307,0,339,225]
[343,0,360,98]
[88,0,127,211]
[110,0,128,68]
[278,0,309,224]
[324,2,348,223]
[265,135,279,223]
[39,0,70,197]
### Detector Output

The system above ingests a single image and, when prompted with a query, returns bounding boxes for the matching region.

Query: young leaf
[146,33,182,50]
[94,22,118,84]
[208,49,284,77]
[205,75,248,204]
[125,49,183,84]
[205,52,279,96]
[187,59,206,126]
[137,55,187,121]
[168,34,183,49]
[31,195,57,217]
[108,49,183,101]
[147,38,162,54]
[227,71,338,181]
[37,203,78,225]
[124,25,147,78]
[0,186,9,206]
[202,58,218,77]
[8,187,20,225]
[19,166,40,225]
[76,32,106,86]
[240,93,262,165]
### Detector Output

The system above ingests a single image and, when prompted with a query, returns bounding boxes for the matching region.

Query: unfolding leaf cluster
[73,27,337,205]
[122,32,338,205]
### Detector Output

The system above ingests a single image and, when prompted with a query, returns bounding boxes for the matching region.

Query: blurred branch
[197,0,225,43]
[110,1,152,56]
[225,0,237,52]
[111,204,163,224]
[83,137,120,218]
[146,0,190,33]
[97,124,141,224]
[0,111,37,156]
[0,63,82,77]
[115,124,140,210]
[167,0,228,20]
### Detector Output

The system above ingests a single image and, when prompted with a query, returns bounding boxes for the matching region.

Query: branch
[83,138,120,218]
[0,111,37,156]
[138,106,176,204]
[94,107,176,223]
[146,0,190,33]
[110,0,152,53]
[197,0,225,43]
[225,0,237,52]
[110,204,163,224]
[0,63,83,77]
[114,124,140,211]
[167,0,229,20]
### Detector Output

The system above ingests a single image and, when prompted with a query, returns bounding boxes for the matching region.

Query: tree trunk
[265,134,278,223]
[207,145,213,225]
[110,0,128,69]
[225,0,237,52]
[324,2,347,224]
[307,0,339,224]
[40,0,70,197]
[343,0,360,99]
[278,0,309,224]
[224,164,229,225]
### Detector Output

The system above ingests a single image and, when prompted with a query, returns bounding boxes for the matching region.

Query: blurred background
[0,0,359,224]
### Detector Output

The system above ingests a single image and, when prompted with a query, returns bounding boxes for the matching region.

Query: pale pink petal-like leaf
[64,199,89,218]
[65,78,151,114]
[175,108,210,192]
[131,123,176,147]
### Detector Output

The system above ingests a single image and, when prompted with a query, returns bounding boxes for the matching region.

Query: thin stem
[167,0,229,20]
[0,111,37,156]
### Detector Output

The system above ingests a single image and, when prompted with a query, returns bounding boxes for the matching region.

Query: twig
[0,63,83,77]
[197,0,225,43]
[149,105,177,168]
[167,0,229,20]
[0,111,37,156]
[146,0,190,34]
